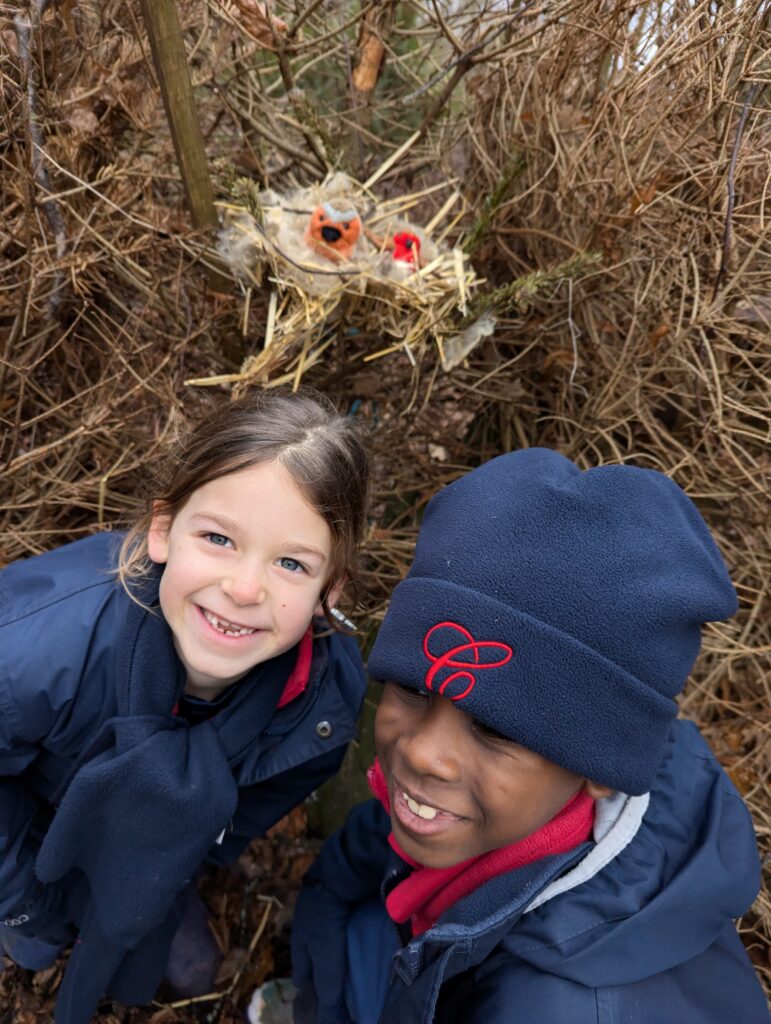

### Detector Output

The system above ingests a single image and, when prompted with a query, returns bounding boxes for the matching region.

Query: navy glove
[291,881,352,1024]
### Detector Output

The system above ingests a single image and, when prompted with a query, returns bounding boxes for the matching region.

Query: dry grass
[1,0,769,1013]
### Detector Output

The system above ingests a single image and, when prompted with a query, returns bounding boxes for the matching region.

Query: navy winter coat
[0,533,366,1020]
[293,720,769,1023]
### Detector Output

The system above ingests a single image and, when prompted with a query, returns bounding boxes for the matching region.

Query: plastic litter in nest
[186,173,485,389]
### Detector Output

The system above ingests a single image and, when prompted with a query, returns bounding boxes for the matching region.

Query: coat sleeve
[0,538,127,944]
[0,758,45,922]
[0,698,74,941]
[0,588,95,941]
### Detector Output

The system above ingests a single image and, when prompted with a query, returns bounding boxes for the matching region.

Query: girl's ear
[584,780,614,801]
[147,502,172,564]
[314,577,345,619]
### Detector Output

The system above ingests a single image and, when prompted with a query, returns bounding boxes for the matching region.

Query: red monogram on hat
[423,621,513,701]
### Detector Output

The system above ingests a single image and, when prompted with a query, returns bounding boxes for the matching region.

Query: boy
[288,449,769,1024]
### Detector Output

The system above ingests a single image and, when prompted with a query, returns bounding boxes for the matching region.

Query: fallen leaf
[148,1010,181,1023]
[1,29,18,56]
[288,851,316,884]
[31,963,61,997]
[214,946,249,985]
[648,323,669,348]
[267,804,307,839]
[630,181,657,213]
[725,729,744,754]
[66,104,99,138]
[232,0,288,48]
[542,349,577,372]
[734,295,771,323]
[727,765,755,795]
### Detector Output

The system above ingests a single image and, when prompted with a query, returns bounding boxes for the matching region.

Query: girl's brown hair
[118,389,369,626]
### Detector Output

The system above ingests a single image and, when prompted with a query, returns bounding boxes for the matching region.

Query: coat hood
[499,719,761,987]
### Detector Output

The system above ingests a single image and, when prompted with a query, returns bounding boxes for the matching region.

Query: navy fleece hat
[368,449,737,794]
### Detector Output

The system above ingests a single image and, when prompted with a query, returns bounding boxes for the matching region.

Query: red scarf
[276,627,313,708]
[367,759,595,937]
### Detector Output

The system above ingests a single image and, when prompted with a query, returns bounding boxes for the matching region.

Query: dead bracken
[1,0,769,1018]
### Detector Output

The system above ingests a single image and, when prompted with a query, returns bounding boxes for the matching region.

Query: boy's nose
[221,565,267,606]
[398,698,462,783]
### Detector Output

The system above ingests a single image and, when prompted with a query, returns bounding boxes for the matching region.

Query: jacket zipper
[383,863,420,978]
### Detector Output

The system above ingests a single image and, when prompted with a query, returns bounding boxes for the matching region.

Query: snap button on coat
[315,720,333,739]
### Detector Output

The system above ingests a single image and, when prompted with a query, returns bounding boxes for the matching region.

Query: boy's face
[376,682,589,868]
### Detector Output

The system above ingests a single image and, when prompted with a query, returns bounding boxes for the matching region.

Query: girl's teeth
[404,793,438,820]
[203,609,256,636]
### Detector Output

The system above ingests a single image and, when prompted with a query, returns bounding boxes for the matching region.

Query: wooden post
[138,0,230,290]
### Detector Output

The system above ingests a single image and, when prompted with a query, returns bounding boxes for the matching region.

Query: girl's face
[376,683,596,868]
[148,460,341,699]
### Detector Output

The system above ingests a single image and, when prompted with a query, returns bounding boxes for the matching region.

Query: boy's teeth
[404,792,438,820]
[203,609,256,636]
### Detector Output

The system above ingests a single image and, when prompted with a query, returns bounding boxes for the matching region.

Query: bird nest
[186,172,484,390]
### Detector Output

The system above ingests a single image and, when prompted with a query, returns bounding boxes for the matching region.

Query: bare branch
[14,4,67,320]
[712,81,763,300]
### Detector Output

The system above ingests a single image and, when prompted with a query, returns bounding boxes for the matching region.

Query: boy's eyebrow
[190,512,327,560]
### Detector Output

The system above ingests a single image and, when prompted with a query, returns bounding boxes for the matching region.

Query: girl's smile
[147,460,342,699]
[196,603,265,640]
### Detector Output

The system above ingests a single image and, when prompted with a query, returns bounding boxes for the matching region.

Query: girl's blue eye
[205,532,231,547]
[278,557,304,573]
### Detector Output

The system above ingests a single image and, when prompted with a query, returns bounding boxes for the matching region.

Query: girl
[0,389,370,1024]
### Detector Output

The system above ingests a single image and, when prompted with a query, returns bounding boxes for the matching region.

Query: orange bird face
[306,201,362,262]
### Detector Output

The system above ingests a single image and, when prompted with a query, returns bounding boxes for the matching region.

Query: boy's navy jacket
[294,721,769,1023]
[0,533,366,1023]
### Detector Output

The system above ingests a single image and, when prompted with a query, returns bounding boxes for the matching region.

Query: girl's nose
[221,564,267,606]
[398,697,463,783]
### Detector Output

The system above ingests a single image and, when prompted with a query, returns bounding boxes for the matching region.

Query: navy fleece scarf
[35,579,293,1024]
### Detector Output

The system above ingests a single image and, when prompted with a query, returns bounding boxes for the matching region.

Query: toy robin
[305,201,362,263]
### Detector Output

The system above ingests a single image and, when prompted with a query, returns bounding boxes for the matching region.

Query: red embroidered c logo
[423,622,513,702]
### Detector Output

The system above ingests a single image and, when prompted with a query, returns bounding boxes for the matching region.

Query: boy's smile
[147,460,341,699]
[391,778,466,836]
[376,682,603,868]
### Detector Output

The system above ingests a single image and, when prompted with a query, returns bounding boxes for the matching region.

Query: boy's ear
[314,577,345,619]
[584,780,615,801]
[147,502,171,565]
